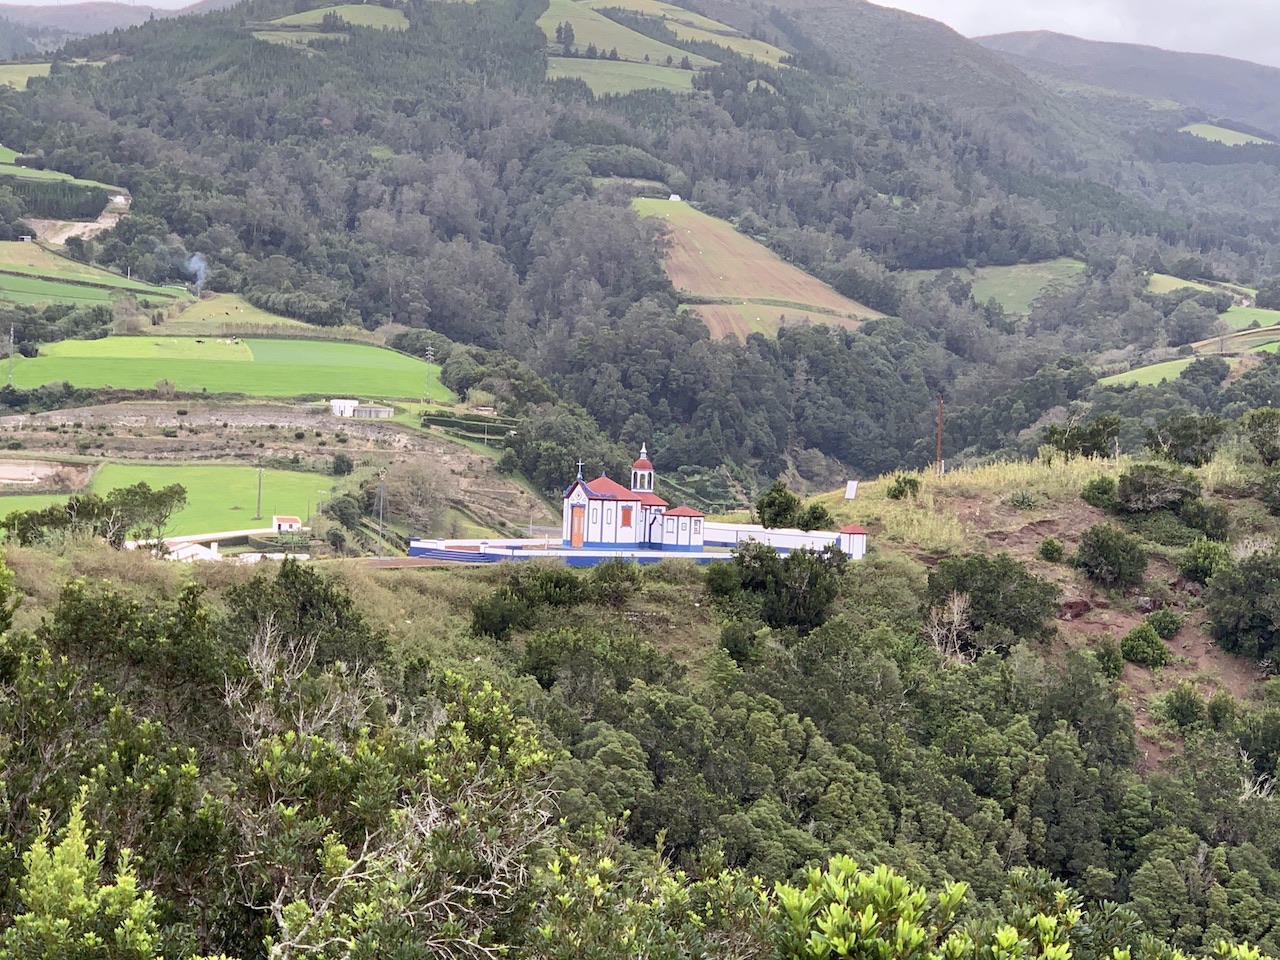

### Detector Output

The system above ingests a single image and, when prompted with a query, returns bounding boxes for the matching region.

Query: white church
[409,443,868,566]
[561,444,707,551]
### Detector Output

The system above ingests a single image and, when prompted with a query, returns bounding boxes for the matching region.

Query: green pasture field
[548,56,694,93]
[164,293,311,331]
[0,143,121,192]
[270,4,408,28]
[0,241,186,307]
[902,258,1085,315]
[1095,357,1247,387]
[0,463,334,536]
[1180,123,1275,146]
[633,198,878,334]
[538,0,716,67]
[11,336,452,400]
[1147,273,1213,294]
[1220,306,1280,330]
[581,0,788,64]
[0,63,50,89]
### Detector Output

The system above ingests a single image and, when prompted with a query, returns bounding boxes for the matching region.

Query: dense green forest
[0,537,1278,960]
[0,0,1276,489]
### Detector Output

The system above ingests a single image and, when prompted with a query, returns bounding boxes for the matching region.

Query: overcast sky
[874,0,1280,68]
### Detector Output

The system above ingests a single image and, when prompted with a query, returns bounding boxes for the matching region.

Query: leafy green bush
[927,552,1059,642]
[1038,537,1065,562]
[1081,476,1117,510]
[471,587,532,641]
[887,474,920,501]
[1145,609,1183,640]
[1181,537,1229,584]
[1160,683,1205,728]
[1125,510,1200,547]
[1005,490,1037,510]
[1095,635,1124,679]
[1179,498,1229,541]
[590,558,642,607]
[1114,463,1201,514]
[1074,525,1148,588]
[1121,622,1169,668]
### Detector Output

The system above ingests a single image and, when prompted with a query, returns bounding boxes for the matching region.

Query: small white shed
[329,398,359,417]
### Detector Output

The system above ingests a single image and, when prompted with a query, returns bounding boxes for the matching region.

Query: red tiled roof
[841,523,868,535]
[274,515,302,524]
[633,457,653,470]
[636,491,668,507]
[665,505,705,518]
[584,475,637,499]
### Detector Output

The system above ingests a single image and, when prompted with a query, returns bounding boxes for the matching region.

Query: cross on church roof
[576,459,584,479]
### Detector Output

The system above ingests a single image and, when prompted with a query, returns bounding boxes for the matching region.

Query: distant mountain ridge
[0,0,233,37]
[977,30,1280,137]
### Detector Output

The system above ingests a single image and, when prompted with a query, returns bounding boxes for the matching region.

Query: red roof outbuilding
[665,505,705,518]
[840,523,868,535]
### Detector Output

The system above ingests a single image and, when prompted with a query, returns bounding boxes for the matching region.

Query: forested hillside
[8,0,1280,955]
[0,0,1271,494]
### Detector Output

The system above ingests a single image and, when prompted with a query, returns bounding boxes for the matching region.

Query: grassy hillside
[581,0,788,64]
[0,62,47,88]
[0,462,329,535]
[0,241,186,307]
[717,0,1109,161]
[1180,122,1276,146]
[634,198,879,338]
[1147,273,1213,294]
[269,4,408,29]
[162,293,313,332]
[546,56,693,93]
[0,142,120,192]
[903,258,1085,315]
[538,0,715,68]
[11,336,450,400]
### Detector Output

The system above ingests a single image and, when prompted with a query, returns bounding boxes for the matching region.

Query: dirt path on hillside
[25,194,130,245]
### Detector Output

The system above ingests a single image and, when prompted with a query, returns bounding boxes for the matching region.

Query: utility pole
[376,468,387,558]
[254,467,263,520]
[934,394,945,476]
[7,325,12,387]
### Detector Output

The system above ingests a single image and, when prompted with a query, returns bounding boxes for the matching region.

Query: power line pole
[254,467,263,520]
[7,325,12,387]
[376,468,387,558]
[935,394,945,476]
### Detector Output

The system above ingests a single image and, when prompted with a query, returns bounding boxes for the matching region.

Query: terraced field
[684,302,856,338]
[1220,306,1280,330]
[581,0,789,64]
[1098,358,1201,387]
[538,0,716,68]
[0,241,187,307]
[12,336,450,400]
[635,198,879,339]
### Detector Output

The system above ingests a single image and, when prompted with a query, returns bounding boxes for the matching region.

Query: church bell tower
[631,443,654,492]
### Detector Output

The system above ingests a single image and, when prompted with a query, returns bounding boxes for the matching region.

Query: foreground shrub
[1037,537,1065,562]
[1181,537,1229,584]
[1121,622,1170,668]
[1074,524,1147,588]
[1146,608,1184,640]
[1080,476,1117,510]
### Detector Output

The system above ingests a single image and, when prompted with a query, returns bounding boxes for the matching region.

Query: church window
[621,506,633,528]
[666,518,675,533]
[591,508,599,522]
[605,509,613,524]
[693,520,701,534]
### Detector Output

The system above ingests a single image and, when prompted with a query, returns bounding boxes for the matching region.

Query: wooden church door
[570,505,585,547]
